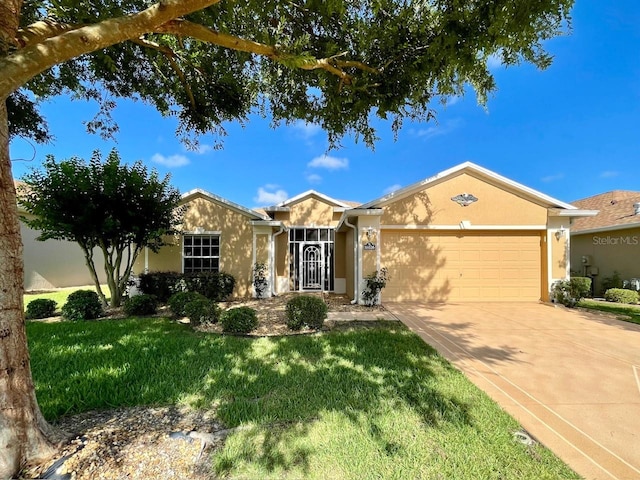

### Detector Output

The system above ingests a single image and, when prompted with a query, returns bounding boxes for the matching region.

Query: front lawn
[27,318,578,479]
[577,299,640,325]
[24,285,110,314]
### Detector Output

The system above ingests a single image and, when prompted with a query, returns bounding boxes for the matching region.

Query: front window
[183,234,220,273]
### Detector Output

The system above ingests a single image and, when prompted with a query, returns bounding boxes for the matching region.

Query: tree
[0,0,573,476]
[19,149,184,308]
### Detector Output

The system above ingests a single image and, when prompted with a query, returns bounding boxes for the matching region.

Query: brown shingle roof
[572,190,640,233]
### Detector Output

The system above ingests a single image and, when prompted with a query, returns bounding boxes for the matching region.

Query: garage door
[381,231,542,302]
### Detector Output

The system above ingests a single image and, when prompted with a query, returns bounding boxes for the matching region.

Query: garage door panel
[381,231,542,302]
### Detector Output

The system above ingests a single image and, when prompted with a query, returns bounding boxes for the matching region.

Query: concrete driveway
[386,302,640,480]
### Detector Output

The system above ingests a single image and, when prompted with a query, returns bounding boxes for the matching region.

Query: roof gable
[181,189,268,220]
[274,190,352,209]
[360,161,577,210]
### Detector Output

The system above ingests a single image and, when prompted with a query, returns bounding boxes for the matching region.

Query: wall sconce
[365,226,374,240]
[555,226,566,240]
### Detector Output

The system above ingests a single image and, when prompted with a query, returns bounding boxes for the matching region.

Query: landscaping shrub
[183,271,236,301]
[168,291,207,317]
[221,306,258,334]
[123,294,158,316]
[138,272,183,302]
[604,288,639,305]
[361,268,390,306]
[253,263,269,299]
[552,277,592,308]
[61,290,103,321]
[184,298,221,327]
[601,271,623,294]
[25,299,57,319]
[285,295,328,331]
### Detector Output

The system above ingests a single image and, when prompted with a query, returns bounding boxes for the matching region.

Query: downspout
[271,225,286,297]
[344,216,359,304]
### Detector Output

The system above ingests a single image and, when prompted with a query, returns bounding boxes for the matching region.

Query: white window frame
[182,232,221,273]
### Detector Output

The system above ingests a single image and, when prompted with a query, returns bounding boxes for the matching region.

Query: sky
[9,0,640,210]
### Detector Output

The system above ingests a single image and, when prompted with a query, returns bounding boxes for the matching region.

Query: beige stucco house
[135,162,596,303]
[570,191,640,294]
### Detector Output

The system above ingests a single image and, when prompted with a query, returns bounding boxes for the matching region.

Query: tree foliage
[19,148,185,307]
[3,0,574,148]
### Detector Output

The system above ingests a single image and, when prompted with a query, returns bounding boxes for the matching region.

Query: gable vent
[634,203,640,215]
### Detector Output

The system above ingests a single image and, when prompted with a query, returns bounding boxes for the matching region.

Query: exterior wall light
[555,226,566,240]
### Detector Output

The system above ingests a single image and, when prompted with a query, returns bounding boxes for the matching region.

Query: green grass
[26,319,578,479]
[578,298,640,325]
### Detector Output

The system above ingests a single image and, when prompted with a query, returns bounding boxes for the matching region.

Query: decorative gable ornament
[451,193,478,207]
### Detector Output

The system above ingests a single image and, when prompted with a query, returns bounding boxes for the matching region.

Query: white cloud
[306,173,323,184]
[151,153,190,168]
[600,170,619,178]
[383,184,402,195]
[254,186,288,206]
[308,154,349,170]
[194,144,214,155]
[413,118,462,140]
[541,173,564,183]
[293,120,322,139]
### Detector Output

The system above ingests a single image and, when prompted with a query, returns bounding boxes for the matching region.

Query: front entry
[289,227,335,292]
[300,243,323,290]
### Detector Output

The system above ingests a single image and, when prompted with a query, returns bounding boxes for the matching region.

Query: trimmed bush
[168,291,207,317]
[25,299,57,319]
[221,306,258,334]
[183,272,236,301]
[123,294,158,316]
[285,295,328,331]
[138,272,183,302]
[361,268,390,306]
[604,288,639,305]
[61,290,103,321]
[552,277,592,308]
[184,298,221,327]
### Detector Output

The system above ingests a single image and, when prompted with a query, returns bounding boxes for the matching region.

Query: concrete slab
[387,302,640,480]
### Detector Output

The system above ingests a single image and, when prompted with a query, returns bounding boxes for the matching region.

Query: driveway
[386,302,640,480]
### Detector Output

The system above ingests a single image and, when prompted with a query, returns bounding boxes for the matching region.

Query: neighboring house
[134,162,596,303]
[17,199,108,291]
[570,191,640,294]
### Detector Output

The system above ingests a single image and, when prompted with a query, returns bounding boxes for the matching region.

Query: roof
[263,190,354,212]
[571,190,640,234]
[181,188,269,220]
[359,161,581,211]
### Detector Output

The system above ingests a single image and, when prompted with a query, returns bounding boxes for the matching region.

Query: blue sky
[9,0,640,209]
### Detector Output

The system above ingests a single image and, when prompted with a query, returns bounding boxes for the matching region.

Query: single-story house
[134,162,597,303]
[570,190,640,294]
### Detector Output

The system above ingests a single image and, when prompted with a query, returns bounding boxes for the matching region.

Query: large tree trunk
[0,101,57,478]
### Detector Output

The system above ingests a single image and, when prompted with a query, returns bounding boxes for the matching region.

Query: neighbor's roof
[571,190,640,234]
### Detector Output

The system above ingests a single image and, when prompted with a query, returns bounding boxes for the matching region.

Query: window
[183,234,220,273]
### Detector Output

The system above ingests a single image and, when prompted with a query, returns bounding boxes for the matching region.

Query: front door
[300,243,324,291]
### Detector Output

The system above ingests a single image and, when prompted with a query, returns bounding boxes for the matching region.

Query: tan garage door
[381,231,542,302]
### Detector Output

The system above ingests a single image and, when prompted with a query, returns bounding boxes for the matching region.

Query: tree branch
[0,0,222,99]
[131,37,197,110]
[15,20,78,48]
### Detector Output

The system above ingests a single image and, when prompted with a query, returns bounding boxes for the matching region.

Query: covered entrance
[289,228,335,291]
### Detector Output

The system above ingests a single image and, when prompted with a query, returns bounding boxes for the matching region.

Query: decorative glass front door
[300,244,323,290]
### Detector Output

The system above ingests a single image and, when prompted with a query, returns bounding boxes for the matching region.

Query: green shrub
[61,290,103,321]
[183,271,236,301]
[123,294,158,316]
[601,271,623,294]
[184,298,221,327]
[552,277,592,308]
[253,263,269,299]
[604,288,639,304]
[285,295,328,331]
[221,306,258,334]
[361,268,390,306]
[138,272,183,302]
[168,291,207,317]
[25,299,57,319]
